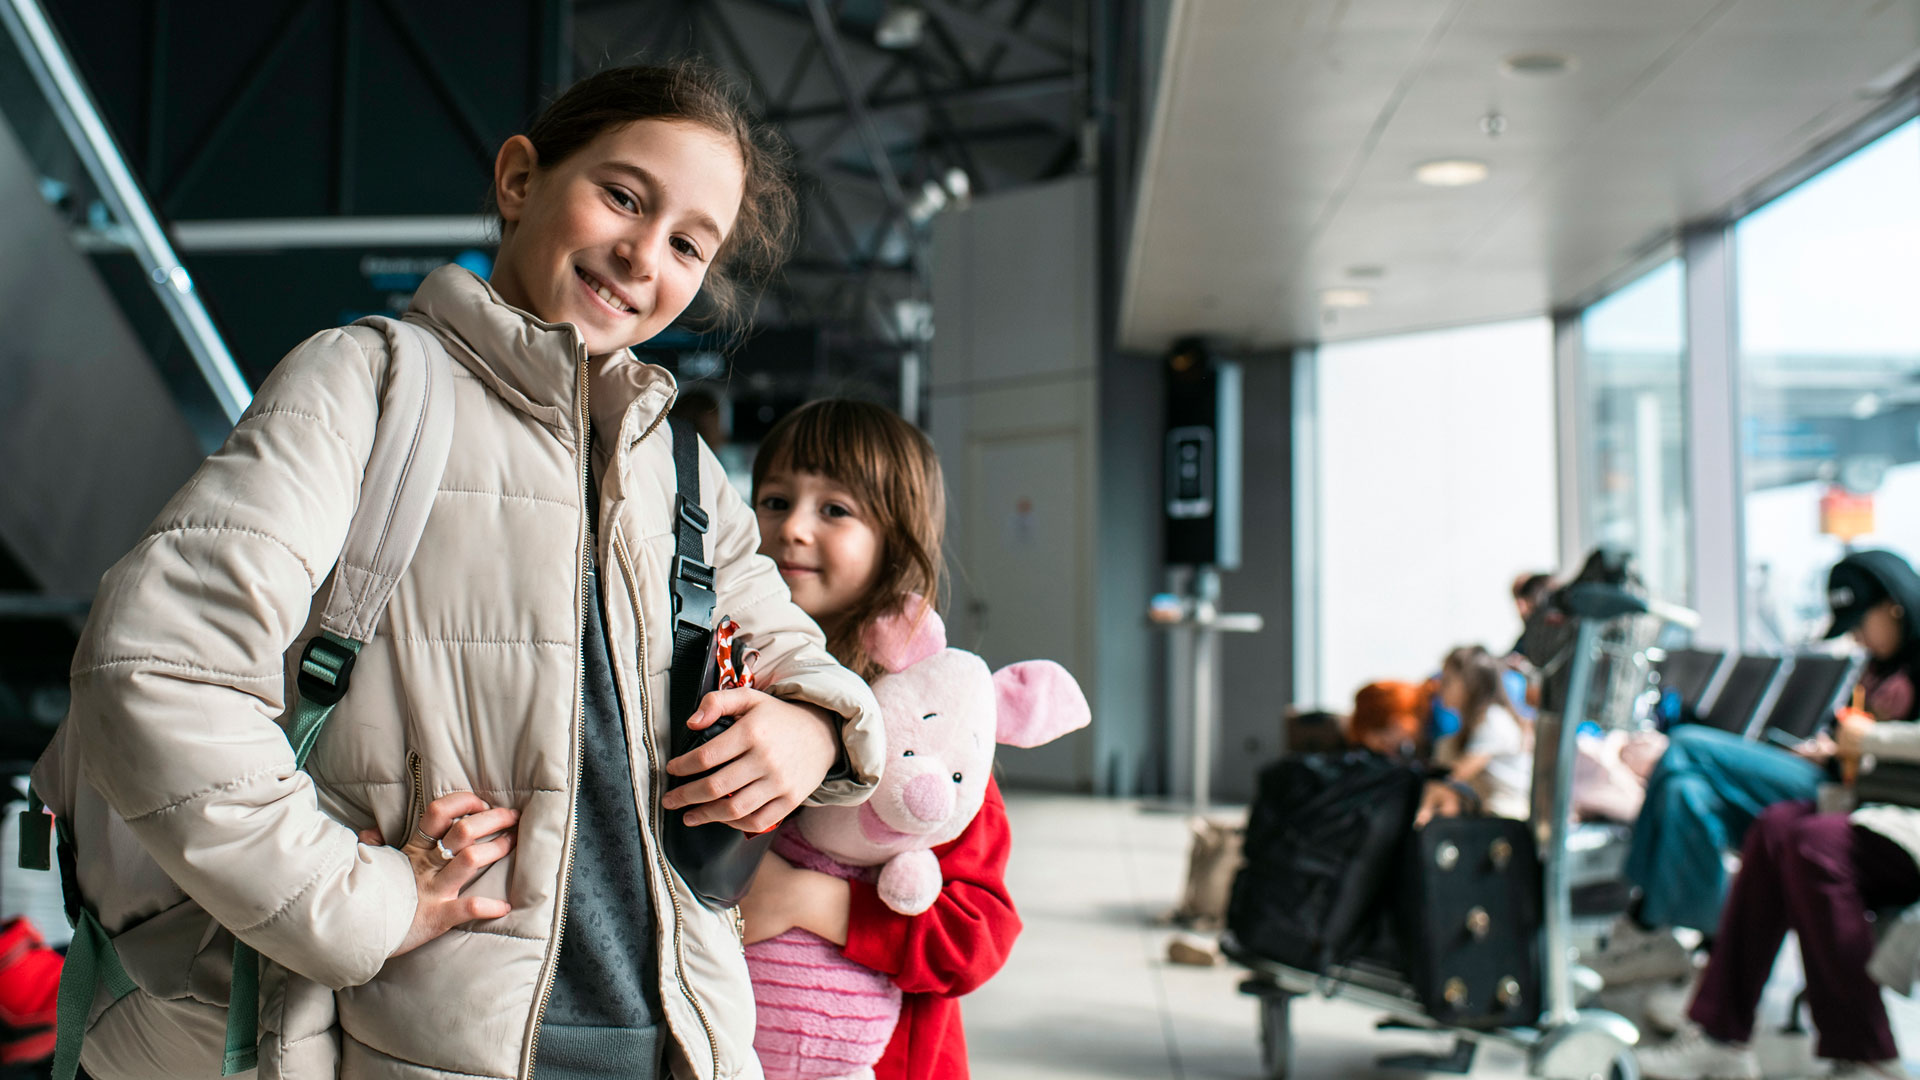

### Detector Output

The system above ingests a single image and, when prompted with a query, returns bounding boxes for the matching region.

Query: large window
[1315,318,1559,704]
[1582,260,1690,604]
[1736,120,1920,648]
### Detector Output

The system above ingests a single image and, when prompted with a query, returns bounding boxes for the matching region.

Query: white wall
[929,178,1101,792]
[1315,318,1559,705]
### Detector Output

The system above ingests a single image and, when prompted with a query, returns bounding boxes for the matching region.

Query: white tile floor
[966,792,1920,1080]
[964,793,1535,1080]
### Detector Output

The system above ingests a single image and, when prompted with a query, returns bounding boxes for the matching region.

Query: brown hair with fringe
[751,400,946,682]
[1442,644,1529,744]
[507,58,797,340]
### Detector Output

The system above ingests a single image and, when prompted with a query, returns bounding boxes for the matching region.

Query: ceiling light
[941,166,972,206]
[1320,287,1373,309]
[1414,159,1490,187]
[1502,51,1575,77]
[875,4,927,49]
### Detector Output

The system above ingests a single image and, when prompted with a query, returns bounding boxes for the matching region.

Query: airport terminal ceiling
[1120,0,1920,351]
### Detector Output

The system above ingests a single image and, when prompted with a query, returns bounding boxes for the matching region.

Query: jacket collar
[407,266,675,452]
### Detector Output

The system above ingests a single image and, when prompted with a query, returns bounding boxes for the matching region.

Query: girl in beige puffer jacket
[62,60,883,1080]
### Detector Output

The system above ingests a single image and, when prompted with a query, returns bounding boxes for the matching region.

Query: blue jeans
[1623,725,1823,932]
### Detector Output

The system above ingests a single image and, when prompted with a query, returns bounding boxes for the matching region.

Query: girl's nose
[615,231,659,282]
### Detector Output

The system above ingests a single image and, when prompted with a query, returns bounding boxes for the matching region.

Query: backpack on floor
[19,315,457,1080]
[1226,751,1424,973]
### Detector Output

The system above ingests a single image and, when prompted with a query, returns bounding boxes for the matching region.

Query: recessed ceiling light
[1320,287,1373,309]
[1414,159,1490,187]
[1502,51,1575,77]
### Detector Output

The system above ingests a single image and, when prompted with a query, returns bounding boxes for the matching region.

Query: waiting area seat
[1756,654,1864,743]
[1696,655,1785,736]
[1652,647,1726,714]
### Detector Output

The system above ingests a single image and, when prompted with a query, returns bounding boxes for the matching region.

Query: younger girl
[737,399,1022,1080]
[61,62,883,1080]
[1429,645,1534,821]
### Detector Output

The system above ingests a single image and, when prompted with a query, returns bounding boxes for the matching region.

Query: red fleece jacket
[839,778,1021,1080]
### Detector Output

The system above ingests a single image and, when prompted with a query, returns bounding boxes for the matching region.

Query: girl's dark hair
[751,400,946,682]
[516,59,797,338]
[1443,645,1527,742]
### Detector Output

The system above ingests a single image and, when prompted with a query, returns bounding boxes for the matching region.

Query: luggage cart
[1225,583,1697,1080]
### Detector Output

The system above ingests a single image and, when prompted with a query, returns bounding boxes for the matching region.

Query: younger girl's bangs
[753,401,902,513]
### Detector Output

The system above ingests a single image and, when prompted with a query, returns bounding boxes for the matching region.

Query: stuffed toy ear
[993,660,1092,748]
[864,595,947,673]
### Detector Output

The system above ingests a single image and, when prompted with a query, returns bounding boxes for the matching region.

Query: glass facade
[1735,120,1920,648]
[1581,260,1690,604]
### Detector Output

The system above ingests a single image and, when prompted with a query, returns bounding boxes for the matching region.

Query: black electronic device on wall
[1163,339,1242,569]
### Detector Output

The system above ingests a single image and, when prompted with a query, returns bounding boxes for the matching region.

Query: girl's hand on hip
[359,791,518,958]
[663,688,841,832]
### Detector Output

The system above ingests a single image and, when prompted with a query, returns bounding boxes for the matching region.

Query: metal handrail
[1,0,251,424]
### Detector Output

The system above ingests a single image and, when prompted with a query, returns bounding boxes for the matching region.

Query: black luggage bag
[1396,816,1542,1029]
[1227,751,1424,973]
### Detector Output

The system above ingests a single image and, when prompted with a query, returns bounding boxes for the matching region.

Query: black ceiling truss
[572,0,1089,349]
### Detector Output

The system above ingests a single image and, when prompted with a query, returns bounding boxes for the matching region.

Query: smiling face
[754,468,884,625]
[488,118,746,355]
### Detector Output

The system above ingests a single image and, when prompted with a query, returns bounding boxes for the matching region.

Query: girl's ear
[494,135,539,225]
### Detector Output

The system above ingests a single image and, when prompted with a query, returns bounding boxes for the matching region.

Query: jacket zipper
[404,751,425,840]
[611,411,722,1080]
[524,355,593,1078]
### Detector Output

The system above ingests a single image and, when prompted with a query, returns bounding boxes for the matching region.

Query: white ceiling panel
[1121,0,1920,349]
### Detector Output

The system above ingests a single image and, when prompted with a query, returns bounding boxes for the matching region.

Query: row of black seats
[1654,648,1864,743]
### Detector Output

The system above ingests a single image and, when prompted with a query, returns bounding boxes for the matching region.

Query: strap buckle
[672,555,717,633]
[676,494,710,535]
[296,636,357,707]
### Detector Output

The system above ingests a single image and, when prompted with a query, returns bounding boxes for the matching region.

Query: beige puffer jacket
[59,265,885,1079]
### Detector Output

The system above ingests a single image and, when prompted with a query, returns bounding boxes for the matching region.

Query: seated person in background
[1509,572,1557,658]
[1588,549,1920,989]
[1344,680,1429,760]
[1638,709,1915,1080]
[1286,707,1349,755]
[1422,645,1534,823]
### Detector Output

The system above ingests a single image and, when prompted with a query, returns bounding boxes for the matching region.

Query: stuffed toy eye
[951,772,963,783]
[902,750,914,757]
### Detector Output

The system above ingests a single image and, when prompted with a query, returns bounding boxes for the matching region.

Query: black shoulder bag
[661,420,780,907]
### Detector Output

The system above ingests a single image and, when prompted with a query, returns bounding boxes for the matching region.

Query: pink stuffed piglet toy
[747,602,1091,1080]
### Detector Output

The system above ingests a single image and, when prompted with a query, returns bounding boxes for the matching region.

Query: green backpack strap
[18,790,50,872]
[222,631,362,1075]
[54,906,137,1080]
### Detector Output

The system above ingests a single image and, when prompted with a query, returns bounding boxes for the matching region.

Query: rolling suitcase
[1397,817,1541,1029]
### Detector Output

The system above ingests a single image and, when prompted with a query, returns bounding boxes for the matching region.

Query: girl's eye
[605,186,637,212]
[671,236,705,261]
[758,496,789,512]
[824,503,853,519]
[951,772,963,783]
[902,750,914,757]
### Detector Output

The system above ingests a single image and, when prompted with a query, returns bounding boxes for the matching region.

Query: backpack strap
[668,420,716,730]
[221,314,456,1076]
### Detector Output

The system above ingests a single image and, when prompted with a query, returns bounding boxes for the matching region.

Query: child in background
[737,398,1020,1080]
[1429,645,1535,821]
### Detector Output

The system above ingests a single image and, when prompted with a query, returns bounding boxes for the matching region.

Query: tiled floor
[966,792,1920,1080]
[964,793,1535,1080]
